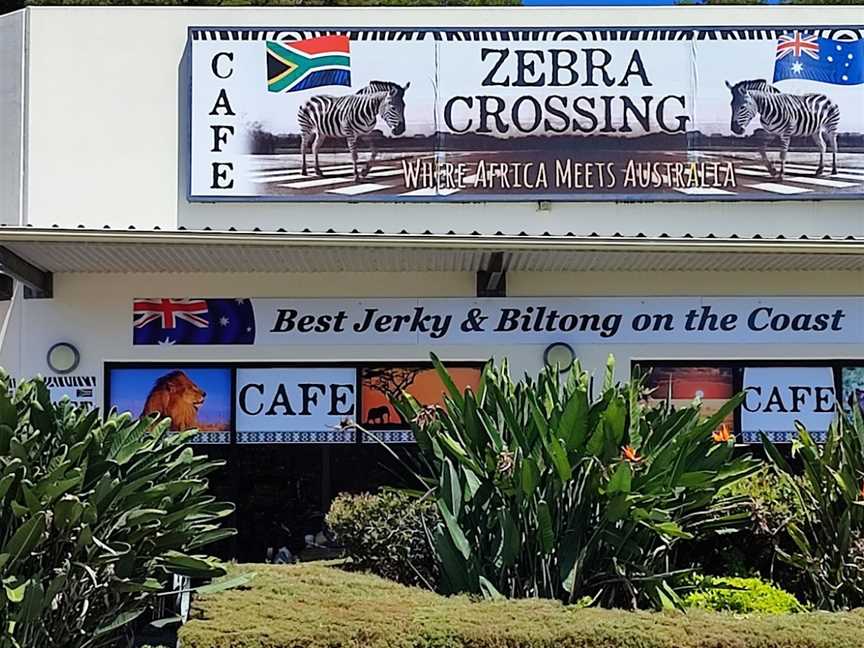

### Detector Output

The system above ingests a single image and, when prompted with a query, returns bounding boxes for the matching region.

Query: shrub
[763,412,864,610]
[0,374,235,648]
[326,491,439,588]
[179,562,864,648]
[390,355,760,609]
[693,466,808,596]
[683,577,803,614]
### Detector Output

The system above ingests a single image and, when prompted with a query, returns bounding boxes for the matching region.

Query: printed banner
[132,297,864,346]
[235,367,357,443]
[9,375,97,410]
[190,25,864,202]
[841,366,864,414]
[359,365,483,443]
[741,366,835,442]
[105,362,484,445]
[107,366,232,444]
[639,364,735,435]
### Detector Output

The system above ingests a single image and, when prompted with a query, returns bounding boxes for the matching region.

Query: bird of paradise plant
[762,409,864,610]
[392,354,760,610]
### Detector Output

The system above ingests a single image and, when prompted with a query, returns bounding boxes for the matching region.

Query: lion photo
[142,370,207,431]
[108,366,231,443]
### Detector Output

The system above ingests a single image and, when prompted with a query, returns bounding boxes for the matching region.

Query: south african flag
[266,35,351,93]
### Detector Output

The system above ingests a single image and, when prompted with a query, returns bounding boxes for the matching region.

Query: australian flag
[773,32,864,86]
[133,298,255,345]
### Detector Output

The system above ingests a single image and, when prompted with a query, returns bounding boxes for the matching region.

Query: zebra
[726,79,840,180]
[297,81,410,181]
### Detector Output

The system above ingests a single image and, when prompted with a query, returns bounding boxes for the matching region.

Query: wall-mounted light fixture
[47,342,80,374]
[543,342,575,374]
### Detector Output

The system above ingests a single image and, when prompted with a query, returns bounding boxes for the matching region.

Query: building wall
[22,6,864,236]
[0,10,24,226]
[1,268,861,410]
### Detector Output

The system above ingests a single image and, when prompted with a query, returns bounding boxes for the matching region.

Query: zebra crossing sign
[188,25,864,203]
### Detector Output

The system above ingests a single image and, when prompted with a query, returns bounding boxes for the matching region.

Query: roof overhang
[1,229,864,274]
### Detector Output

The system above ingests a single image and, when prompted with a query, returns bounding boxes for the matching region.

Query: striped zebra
[298,81,410,181]
[726,79,840,180]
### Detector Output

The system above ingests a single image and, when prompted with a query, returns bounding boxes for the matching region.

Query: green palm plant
[762,409,864,610]
[0,373,237,648]
[393,355,760,609]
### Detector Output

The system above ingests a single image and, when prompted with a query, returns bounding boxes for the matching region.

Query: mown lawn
[179,563,864,648]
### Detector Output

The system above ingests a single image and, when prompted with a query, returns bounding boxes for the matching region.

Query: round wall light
[543,342,575,374]
[47,342,80,375]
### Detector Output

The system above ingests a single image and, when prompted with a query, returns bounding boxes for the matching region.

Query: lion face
[171,373,206,410]
[142,370,206,431]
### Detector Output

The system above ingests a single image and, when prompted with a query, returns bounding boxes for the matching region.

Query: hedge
[178,563,864,648]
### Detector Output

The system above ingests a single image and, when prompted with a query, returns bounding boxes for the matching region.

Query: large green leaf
[157,552,226,578]
[602,396,627,447]
[2,513,47,568]
[537,500,554,554]
[93,609,145,637]
[520,459,540,498]
[434,526,472,594]
[544,434,572,483]
[607,462,632,495]
[431,353,465,410]
[441,459,462,518]
[438,503,472,561]
[496,507,520,568]
[559,389,588,451]
[695,391,746,437]
[761,432,794,475]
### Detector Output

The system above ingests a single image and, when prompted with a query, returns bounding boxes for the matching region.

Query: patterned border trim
[361,429,416,444]
[740,430,827,444]
[237,430,356,444]
[190,431,231,445]
[190,27,864,43]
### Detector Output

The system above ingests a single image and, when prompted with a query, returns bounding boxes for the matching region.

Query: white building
[1,6,862,557]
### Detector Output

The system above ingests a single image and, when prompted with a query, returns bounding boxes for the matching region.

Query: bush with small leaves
[683,577,803,614]
[327,491,439,589]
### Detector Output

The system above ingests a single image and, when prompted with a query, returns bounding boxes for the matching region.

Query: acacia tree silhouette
[362,367,423,424]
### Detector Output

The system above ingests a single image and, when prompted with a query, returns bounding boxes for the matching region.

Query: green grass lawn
[179,562,864,648]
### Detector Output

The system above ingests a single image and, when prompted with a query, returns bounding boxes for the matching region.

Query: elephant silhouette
[366,405,391,425]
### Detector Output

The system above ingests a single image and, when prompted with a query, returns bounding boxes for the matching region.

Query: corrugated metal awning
[1,229,864,274]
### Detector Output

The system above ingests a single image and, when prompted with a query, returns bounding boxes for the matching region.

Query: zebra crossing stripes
[780,164,864,180]
[278,168,404,189]
[673,187,735,196]
[746,182,812,195]
[250,164,357,184]
[250,174,306,184]
[326,183,393,196]
[279,176,360,189]
[252,164,354,177]
[735,168,860,189]
[400,187,461,197]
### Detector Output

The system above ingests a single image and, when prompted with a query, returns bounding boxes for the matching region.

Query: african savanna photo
[360,365,482,442]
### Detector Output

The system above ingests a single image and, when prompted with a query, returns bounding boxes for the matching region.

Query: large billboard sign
[189,25,864,202]
[132,297,863,346]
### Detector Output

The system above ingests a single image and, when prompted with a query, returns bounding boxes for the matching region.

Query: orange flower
[712,425,733,443]
[859,482,864,501]
[621,446,643,463]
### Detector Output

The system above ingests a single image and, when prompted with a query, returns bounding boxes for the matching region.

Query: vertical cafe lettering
[208,51,237,190]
